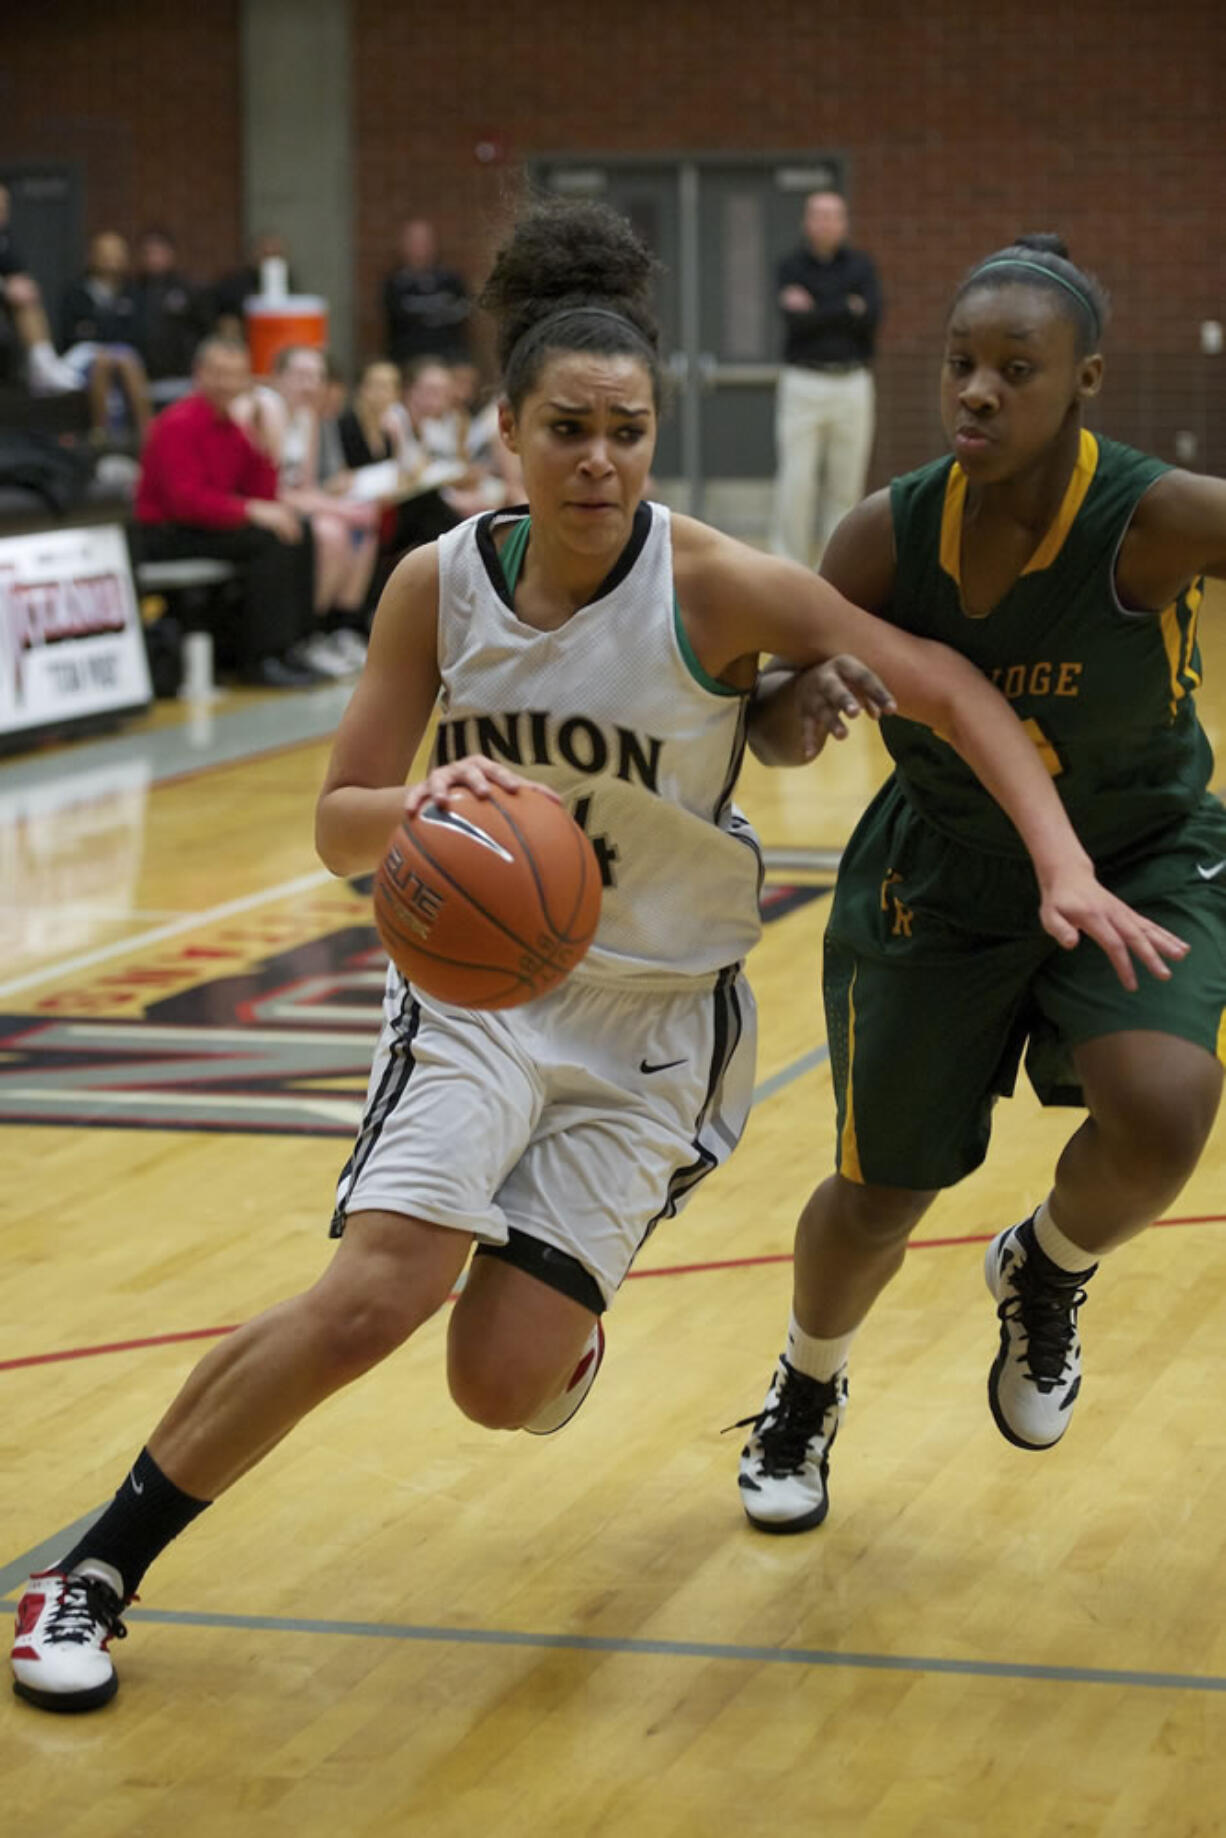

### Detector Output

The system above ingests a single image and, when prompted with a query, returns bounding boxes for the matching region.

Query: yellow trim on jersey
[939,464,967,584]
[1160,579,1204,720]
[939,428,1100,603]
[839,969,864,1183]
[1021,429,1099,575]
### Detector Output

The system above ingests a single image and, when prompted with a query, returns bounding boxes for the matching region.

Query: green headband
[968,258,1100,337]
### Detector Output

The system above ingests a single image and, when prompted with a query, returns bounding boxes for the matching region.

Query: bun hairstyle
[479,197,663,409]
[954,233,1110,355]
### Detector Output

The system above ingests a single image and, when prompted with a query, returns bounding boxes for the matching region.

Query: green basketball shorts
[824,779,1226,1190]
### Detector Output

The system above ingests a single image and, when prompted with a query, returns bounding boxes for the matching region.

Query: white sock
[785,1311,856,1383]
[26,341,80,395]
[1031,1198,1098,1274]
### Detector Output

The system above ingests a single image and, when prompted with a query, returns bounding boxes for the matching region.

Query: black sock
[59,1447,211,1598]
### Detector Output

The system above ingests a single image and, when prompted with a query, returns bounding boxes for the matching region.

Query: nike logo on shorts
[1196,860,1226,880]
[640,1056,686,1074]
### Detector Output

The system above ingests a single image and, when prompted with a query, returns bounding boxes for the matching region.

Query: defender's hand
[1038,873,1190,992]
[794,655,896,758]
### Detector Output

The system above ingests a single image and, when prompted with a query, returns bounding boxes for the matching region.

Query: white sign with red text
[0,523,152,739]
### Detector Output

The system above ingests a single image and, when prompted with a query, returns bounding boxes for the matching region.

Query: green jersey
[883,429,1211,860]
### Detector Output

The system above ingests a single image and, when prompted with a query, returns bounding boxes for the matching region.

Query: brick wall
[4,4,1223,475]
[351,0,1226,477]
[0,3,242,284]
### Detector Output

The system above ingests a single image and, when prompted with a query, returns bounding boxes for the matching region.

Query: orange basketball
[373,785,602,1009]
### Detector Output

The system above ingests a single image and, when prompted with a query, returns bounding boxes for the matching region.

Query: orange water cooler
[244,295,329,375]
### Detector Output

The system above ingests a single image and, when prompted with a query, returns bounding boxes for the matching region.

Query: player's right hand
[1037,870,1190,993]
[405,757,562,818]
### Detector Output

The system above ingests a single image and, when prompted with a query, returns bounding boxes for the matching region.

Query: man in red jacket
[136,337,318,687]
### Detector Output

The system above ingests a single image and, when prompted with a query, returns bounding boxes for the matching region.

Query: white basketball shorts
[331,964,757,1306]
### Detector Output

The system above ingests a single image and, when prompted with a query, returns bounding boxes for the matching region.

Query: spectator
[395,356,492,517]
[0,185,30,386]
[770,189,881,567]
[383,218,470,366]
[5,271,90,399]
[134,336,319,688]
[59,231,151,443]
[6,271,137,459]
[0,182,21,281]
[132,228,204,401]
[336,358,405,471]
[337,357,460,561]
[453,360,523,505]
[239,344,378,672]
[321,350,348,426]
[211,232,297,339]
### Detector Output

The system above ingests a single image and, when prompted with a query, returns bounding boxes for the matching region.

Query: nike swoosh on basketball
[1196,860,1226,880]
[640,1056,686,1074]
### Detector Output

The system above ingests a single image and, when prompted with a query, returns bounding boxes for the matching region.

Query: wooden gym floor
[3,589,1226,1837]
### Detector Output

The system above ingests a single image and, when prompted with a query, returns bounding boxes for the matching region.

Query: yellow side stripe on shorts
[1160,580,1203,720]
[840,966,864,1183]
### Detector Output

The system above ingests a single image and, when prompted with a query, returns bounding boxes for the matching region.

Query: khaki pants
[770,364,875,568]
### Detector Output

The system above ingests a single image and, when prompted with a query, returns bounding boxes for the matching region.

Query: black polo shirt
[776,242,882,368]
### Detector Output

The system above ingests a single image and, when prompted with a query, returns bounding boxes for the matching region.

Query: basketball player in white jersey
[12,201,1184,1714]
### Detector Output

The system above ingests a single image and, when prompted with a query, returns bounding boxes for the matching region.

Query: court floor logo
[0,887,828,1136]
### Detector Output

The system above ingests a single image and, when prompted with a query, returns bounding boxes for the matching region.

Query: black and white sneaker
[985,1215,1096,1450]
[11,1567,129,1712]
[735,1356,848,1533]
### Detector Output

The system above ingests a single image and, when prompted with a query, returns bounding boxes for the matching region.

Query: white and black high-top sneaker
[11,1568,129,1712]
[985,1215,1097,1451]
[735,1357,848,1533]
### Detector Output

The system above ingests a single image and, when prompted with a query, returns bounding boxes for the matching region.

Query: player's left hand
[794,655,897,757]
[1038,871,1190,992]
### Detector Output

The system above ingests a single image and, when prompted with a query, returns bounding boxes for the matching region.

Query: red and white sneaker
[524,1320,606,1435]
[11,1567,128,1713]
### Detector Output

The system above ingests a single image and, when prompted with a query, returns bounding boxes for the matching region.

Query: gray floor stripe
[0,1507,105,1598]
[0,683,353,798]
[753,1044,829,1103]
[4,1598,1222,1694]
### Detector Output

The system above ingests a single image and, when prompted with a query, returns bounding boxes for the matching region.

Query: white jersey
[432,501,763,987]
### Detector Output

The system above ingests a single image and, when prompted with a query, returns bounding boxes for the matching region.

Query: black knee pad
[474,1230,606,1316]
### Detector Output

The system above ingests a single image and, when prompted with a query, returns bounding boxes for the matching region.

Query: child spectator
[59,232,151,442]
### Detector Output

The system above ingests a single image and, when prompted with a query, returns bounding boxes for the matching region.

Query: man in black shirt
[383,219,471,367]
[770,190,882,566]
[132,229,205,397]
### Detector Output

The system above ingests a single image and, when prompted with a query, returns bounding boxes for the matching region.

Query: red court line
[3,1211,1224,1375]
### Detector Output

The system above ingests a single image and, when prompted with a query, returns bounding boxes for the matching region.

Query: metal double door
[533,153,846,519]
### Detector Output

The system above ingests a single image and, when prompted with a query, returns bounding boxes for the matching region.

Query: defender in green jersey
[738,234,1226,1532]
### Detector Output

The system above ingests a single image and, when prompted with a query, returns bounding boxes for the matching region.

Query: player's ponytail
[480,198,663,408]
